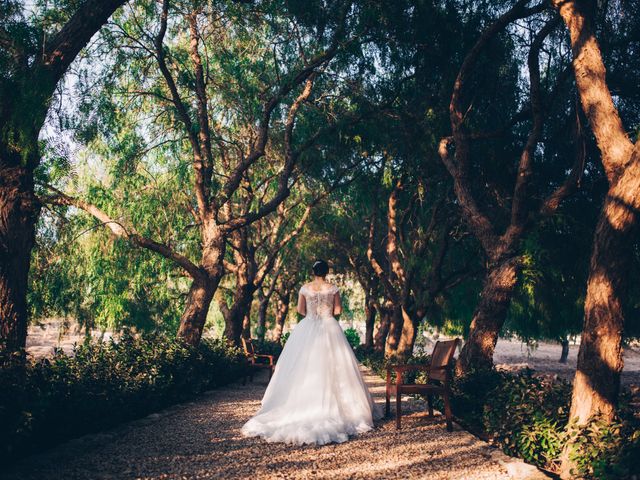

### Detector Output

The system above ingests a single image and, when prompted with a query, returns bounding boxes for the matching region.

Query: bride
[241,259,379,445]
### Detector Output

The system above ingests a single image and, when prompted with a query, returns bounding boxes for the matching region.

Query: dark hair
[312,259,329,277]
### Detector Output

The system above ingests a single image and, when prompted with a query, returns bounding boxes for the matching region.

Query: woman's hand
[332,291,342,317]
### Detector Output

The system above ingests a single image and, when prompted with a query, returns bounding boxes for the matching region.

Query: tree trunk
[273,292,290,342]
[364,296,376,349]
[176,277,216,345]
[552,1,640,476]
[241,306,252,340]
[384,305,404,358]
[222,288,254,346]
[560,165,640,477]
[177,232,225,345]
[0,164,39,351]
[456,256,520,375]
[257,292,269,341]
[374,305,391,353]
[569,173,639,422]
[559,338,570,364]
[396,307,419,361]
[0,0,128,352]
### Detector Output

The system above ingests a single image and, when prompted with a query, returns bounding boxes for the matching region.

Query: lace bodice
[300,284,339,318]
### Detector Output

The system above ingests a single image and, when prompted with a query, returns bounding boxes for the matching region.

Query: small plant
[280,332,290,346]
[480,370,570,467]
[566,413,640,479]
[343,328,361,349]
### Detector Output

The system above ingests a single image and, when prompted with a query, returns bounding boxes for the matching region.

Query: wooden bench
[385,338,460,431]
[242,337,276,383]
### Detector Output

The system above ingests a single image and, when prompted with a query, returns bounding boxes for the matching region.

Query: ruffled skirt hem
[241,417,374,446]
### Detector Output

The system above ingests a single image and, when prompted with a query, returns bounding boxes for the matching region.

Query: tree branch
[42,185,202,279]
[35,0,129,90]
[504,16,561,241]
[154,0,209,217]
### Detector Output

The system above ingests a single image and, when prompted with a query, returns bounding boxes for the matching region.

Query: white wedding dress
[241,283,379,445]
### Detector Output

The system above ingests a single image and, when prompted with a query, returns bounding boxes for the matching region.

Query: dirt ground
[493,338,640,387]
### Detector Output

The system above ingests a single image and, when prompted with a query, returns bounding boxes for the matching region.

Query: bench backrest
[429,339,460,382]
[241,337,255,356]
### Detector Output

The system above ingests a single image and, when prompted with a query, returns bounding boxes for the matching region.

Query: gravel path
[1,368,547,480]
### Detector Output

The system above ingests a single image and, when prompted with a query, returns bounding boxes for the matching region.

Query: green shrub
[0,333,245,463]
[281,332,290,346]
[250,338,283,357]
[344,328,361,349]
[355,346,386,376]
[479,370,570,467]
[566,412,640,479]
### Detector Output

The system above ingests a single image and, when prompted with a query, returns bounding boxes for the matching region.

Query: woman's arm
[333,291,342,317]
[296,290,306,316]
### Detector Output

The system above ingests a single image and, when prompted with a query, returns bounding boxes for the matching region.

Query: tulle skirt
[241,315,379,445]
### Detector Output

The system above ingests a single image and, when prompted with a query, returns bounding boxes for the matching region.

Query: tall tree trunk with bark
[559,338,570,364]
[256,290,269,341]
[273,291,290,342]
[364,295,376,349]
[241,308,252,340]
[0,163,39,352]
[176,277,217,345]
[439,5,578,374]
[222,229,258,345]
[396,307,424,361]
[395,310,415,361]
[456,256,520,374]
[552,1,640,475]
[176,229,226,345]
[374,303,392,353]
[384,305,404,357]
[220,275,256,346]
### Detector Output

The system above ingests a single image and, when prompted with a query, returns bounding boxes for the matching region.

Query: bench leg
[427,394,434,417]
[385,388,390,416]
[396,393,402,430]
[443,392,453,432]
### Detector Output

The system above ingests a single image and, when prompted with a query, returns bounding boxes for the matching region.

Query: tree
[551,0,640,476]
[0,0,129,352]
[218,189,315,344]
[438,1,584,374]
[45,0,356,345]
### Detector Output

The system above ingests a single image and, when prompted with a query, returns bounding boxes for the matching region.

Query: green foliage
[0,333,245,463]
[354,346,385,375]
[479,370,570,467]
[343,327,361,349]
[449,368,572,470]
[566,413,640,479]
[250,339,283,357]
[280,332,291,346]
